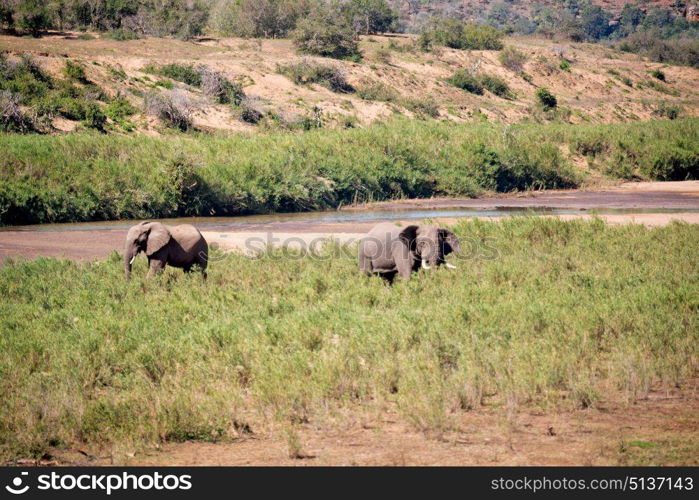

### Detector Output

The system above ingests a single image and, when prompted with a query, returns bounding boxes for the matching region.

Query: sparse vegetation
[478,74,511,98]
[63,60,86,82]
[447,71,511,98]
[356,82,397,102]
[144,89,195,131]
[498,46,527,72]
[0,217,696,461]
[276,60,353,93]
[650,69,666,81]
[144,63,202,87]
[446,70,484,95]
[536,87,557,110]
[199,67,245,105]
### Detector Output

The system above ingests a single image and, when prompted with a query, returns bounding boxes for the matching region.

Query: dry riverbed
[1,181,698,263]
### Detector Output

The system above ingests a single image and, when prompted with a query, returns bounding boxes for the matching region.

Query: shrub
[650,69,666,81]
[398,98,439,119]
[105,95,136,120]
[64,60,87,81]
[559,59,570,71]
[420,17,504,51]
[654,102,681,120]
[107,65,127,81]
[81,102,106,130]
[276,60,353,93]
[144,90,195,131]
[199,67,245,105]
[0,91,32,132]
[103,28,140,41]
[145,63,202,87]
[499,46,527,72]
[237,97,264,124]
[446,70,484,95]
[292,9,360,60]
[479,74,511,98]
[536,88,557,110]
[356,82,397,102]
[618,33,699,69]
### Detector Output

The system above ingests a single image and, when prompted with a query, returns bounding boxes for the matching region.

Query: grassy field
[1,118,698,225]
[0,218,697,461]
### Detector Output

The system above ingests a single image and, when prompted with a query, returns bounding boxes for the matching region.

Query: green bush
[446,70,484,95]
[479,74,511,98]
[276,60,353,93]
[446,71,511,98]
[559,59,570,71]
[536,88,557,110]
[63,60,86,82]
[81,102,106,130]
[144,63,202,87]
[420,17,504,51]
[105,95,137,129]
[103,28,140,41]
[650,69,666,81]
[292,9,361,60]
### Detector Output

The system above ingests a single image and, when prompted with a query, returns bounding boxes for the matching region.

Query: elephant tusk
[129,255,136,265]
[421,260,431,270]
[445,263,457,269]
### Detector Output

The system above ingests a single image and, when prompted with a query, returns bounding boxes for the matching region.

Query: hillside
[2,31,698,134]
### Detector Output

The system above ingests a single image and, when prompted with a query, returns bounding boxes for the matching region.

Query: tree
[16,0,52,36]
[343,0,397,35]
[578,4,612,41]
[209,0,307,38]
[292,4,360,59]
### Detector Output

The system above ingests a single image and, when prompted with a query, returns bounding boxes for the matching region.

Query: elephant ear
[145,222,171,256]
[439,228,460,255]
[398,225,419,252]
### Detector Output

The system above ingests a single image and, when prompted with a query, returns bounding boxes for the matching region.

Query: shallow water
[3,206,697,232]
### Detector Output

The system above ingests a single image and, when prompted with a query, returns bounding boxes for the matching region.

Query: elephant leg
[147,257,166,277]
[197,254,208,280]
[395,257,414,280]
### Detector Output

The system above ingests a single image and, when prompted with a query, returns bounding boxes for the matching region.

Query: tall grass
[0,218,696,460]
[0,118,697,225]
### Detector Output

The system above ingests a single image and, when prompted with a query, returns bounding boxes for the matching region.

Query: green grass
[0,118,698,225]
[0,218,696,461]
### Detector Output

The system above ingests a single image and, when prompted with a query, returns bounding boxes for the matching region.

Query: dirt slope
[2,31,698,133]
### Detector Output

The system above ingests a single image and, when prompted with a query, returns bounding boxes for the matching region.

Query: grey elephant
[124,221,208,279]
[358,222,460,282]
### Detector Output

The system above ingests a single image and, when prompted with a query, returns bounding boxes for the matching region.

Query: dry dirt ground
[2,30,698,132]
[1,181,698,263]
[46,380,697,466]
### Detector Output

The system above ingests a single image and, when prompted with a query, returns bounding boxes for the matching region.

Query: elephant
[124,221,208,279]
[358,222,460,282]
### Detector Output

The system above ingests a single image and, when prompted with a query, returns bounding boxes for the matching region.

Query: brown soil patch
[53,380,698,466]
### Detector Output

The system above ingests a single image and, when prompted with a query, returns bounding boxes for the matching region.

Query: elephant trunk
[124,245,137,279]
[421,259,431,270]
